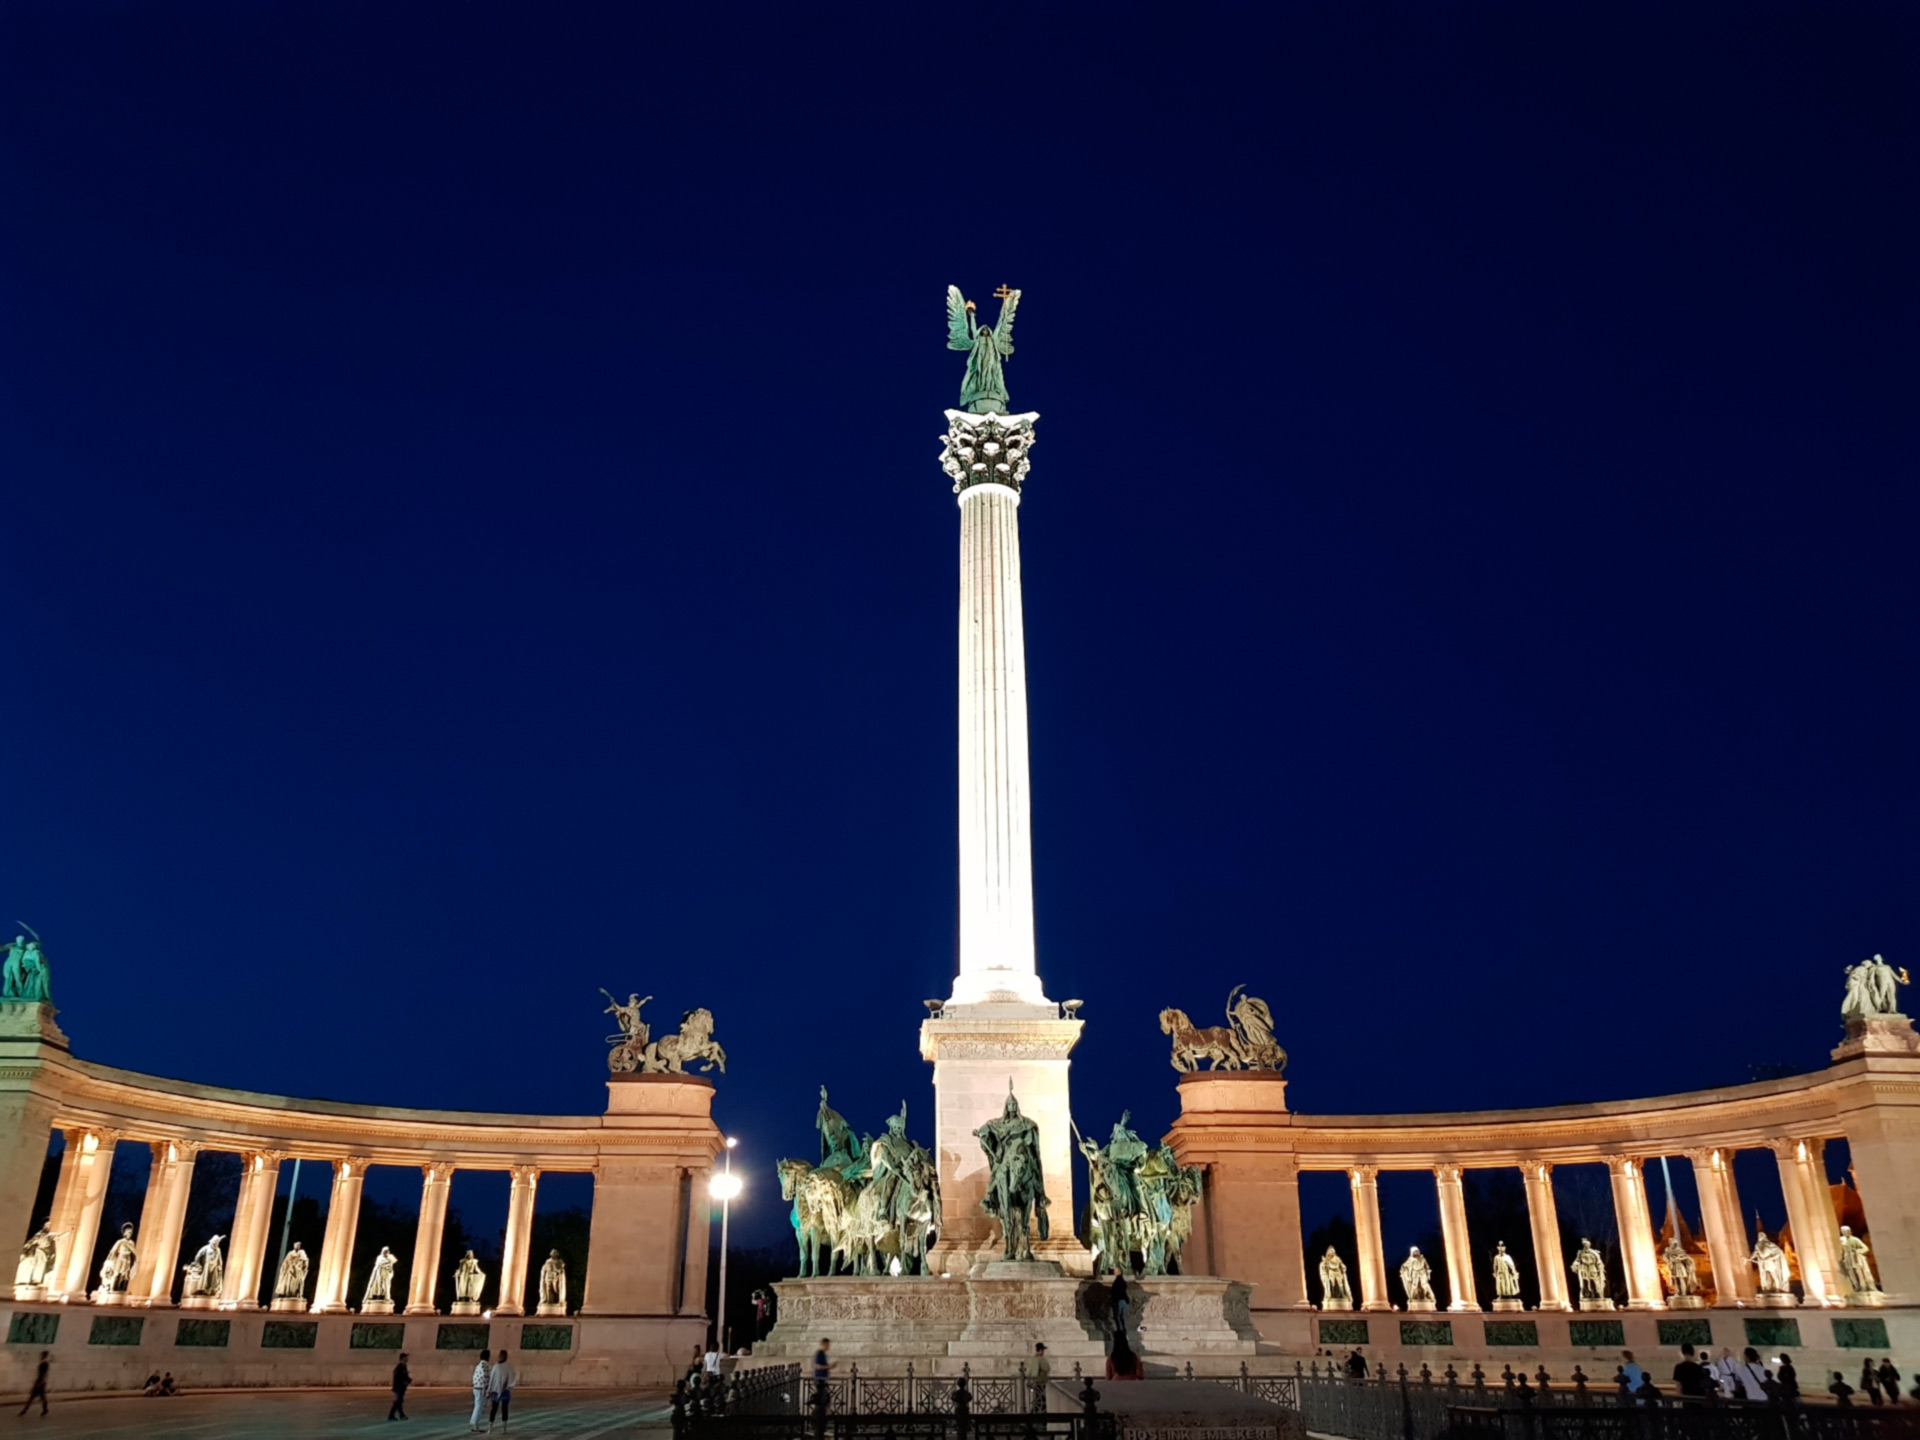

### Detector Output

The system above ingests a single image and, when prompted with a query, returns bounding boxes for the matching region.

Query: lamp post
[709,1138,742,1354]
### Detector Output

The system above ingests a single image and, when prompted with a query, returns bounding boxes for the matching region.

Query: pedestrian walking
[388,1353,412,1420]
[1861,1359,1883,1405]
[469,1350,492,1432]
[1878,1360,1902,1400]
[487,1349,516,1430]
[17,1351,49,1416]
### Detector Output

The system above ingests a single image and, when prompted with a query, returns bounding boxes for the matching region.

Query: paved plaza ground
[0,1386,671,1437]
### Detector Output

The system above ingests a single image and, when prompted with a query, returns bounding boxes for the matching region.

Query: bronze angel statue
[946,285,1021,414]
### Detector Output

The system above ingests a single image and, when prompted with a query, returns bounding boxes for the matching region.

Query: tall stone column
[1606,1156,1664,1309]
[130,1140,198,1306]
[1770,1139,1842,1303]
[496,1165,539,1315]
[50,1127,116,1300]
[1434,1165,1479,1311]
[1521,1162,1571,1311]
[405,1163,453,1314]
[1684,1147,1754,1303]
[1349,1166,1391,1311]
[922,410,1086,1273]
[311,1157,369,1314]
[223,1150,282,1308]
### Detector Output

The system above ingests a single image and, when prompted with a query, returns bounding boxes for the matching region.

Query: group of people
[465,1348,517,1431]
[141,1369,180,1396]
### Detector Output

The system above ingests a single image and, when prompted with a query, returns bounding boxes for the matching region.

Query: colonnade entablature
[0,1036,723,1325]
[1168,1045,1920,1325]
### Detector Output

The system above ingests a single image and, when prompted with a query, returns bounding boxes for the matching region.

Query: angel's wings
[947,285,974,350]
[993,288,1020,355]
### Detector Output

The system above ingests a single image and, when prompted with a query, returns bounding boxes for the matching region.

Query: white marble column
[1434,1164,1479,1311]
[311,1157,369,1314]
[405,1163,453,1314]
[130,1140,198,1306]
[1521,1162,1571,1310]
[1606,1157,1665,1309]
[946,409,1045,1009]
[496,1165,539,1316]
[223,1150,282,1309]
[1685,1147,1754,1304]
[50,1128,117,1300]
[1771,1139,1842,1303]
[1349,1166,1391,1311]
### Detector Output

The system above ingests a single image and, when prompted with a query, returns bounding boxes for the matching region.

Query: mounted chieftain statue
[777,1088,940,1278]
[1081,1112,1204,1276]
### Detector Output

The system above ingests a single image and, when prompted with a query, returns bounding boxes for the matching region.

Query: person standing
[1672,1344,1707,1399]
[1830,1373,1855,1406]
[469,1350,492,1433]
[1032,1343,1051,1412]
[1861,1359,1884,1405]
[1775,1356,1800,1404]
[1110,1270,1131,1333]
[17,1351,49,1416]
[1621,1352,1645,1393]
[1878,1359,1902,1401]
[388,1353,412,1420]
[487,1349,516,1431]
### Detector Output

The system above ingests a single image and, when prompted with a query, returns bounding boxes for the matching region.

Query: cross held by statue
[993,285,1015,299]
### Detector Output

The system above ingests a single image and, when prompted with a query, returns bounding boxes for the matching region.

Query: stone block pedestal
[1492,1298,1526,1312]
[451,1300,482,1316]
[361,1300,395,1315]
[1579,1298,1616,1311]
[271,1297,309,1312]
[1666,1295,1706,1309]
[536,1302,567,1316]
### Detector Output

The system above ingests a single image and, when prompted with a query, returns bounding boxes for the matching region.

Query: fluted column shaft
[497,1165,539,1316]
[1772,1139,1842,1303]
[1349,1166,1391,1311]
[953,475,1043,1006]
[1522,1162,1571,1311]
[223,1151,281,1308]
[1686,1147,1753,1303]
[1434,1165,1479,1311]
[130,1141,198,1306]
[406,1164,453,1314]
[311,1158,368,1313]
[1607,1157,1664,1309]
[51,1128,116,1300]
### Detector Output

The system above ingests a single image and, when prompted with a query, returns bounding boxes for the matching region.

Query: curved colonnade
[1171,1023,1920,1366]
[0,1007,720,1389]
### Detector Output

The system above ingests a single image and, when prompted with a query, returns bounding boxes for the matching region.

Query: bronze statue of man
[974,1087,1049,1261]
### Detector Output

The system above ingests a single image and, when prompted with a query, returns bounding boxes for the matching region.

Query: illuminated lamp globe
[709,1172,744,1201]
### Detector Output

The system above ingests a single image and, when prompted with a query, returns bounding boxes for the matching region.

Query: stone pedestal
[179,1294,216,1309]
[1578,1297,1615,1311]
[536,1302,567,1316]
[1492,1297,1526,1312]
[1751,1292,1795,1308]
[451,1300,482,1316]
[12,1284,45,1303]
[94,1288,129,1306]
[270,1297,309,1312]
[1666,1295,1706,1309]
[1843,1291,1887,1308]
[1405,1299,1436,1312]
[361,1300,395,1315]
[1320,1298,1353,1312]
[1832,1015,1920,1062]
[920,1007,1089,1276]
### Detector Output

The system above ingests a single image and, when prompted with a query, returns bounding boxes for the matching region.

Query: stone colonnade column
[1434,1165,1479,1312]
[1607,1157,1664,1309]
[50,1127,117,1300]
[1348,1166,1391,1311]
[1685,1147,1753,1303]
[496,1165,539,1316]
[130,1140,198,1306]
[311,1158,370,1313]
[406,1163,453,1314]
[1522,1162,1571,1310]
[223,1150,282,1308]
[1771,1139,1842,1303]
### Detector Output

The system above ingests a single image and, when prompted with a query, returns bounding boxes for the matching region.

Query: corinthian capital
[942,409,1039,497]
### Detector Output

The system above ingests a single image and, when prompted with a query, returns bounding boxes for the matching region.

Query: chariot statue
[1162,987,1287,1073]
[976,1087,1049,1262]
[602,992,726,1074]
[1842,955,1910,1023]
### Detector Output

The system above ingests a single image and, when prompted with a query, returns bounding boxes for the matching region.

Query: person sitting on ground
[161,1372,178,1396]
[1106,1329,1144,1381]
[143,1371,163,1396]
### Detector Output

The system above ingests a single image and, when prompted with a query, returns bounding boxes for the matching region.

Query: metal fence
[1448,1402,1920,1440]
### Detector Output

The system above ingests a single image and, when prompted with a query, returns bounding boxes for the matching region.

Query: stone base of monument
[361,1300,395,1315]
[1750,1293,1795,1308]
[450,1300,482,1316]
[271,1297,309,1312]
[761,1274,1257,1365]
[11,1285,45,1303]
[1404,1299,1436,1312]
[1319,1299,1352,1312]
[1578,1298,1616,1311]
[1491,1298,1526,1312]
[179,1295,216,1309]
[1832,1014,1920,1062]
[1666,1295,1707,1309]
[536,1302,567,1316]
[94,1289,129,1306]
[1844,1292,1887,1308]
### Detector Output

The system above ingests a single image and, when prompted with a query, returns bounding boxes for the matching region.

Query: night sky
[3,2,1914,1257]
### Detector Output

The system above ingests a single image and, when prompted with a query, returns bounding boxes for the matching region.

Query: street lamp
[709,1138,742,1353]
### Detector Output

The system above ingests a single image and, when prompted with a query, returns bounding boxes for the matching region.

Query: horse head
[777,1157,811,1201]
[1158,1008,1185,1035]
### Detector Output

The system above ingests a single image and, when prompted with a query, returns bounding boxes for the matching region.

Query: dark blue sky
[2,2,1914,1250]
